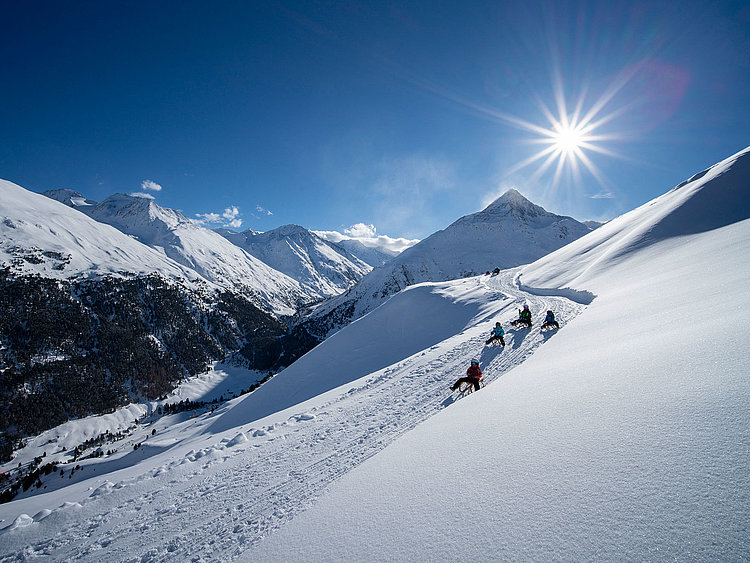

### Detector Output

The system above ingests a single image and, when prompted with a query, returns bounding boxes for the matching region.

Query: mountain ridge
[217,224,372,300]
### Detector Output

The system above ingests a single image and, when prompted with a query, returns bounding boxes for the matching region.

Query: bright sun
[475,69,634,193]
[497,87,625,192]
[431,67,630,193]
[552,122,586,154]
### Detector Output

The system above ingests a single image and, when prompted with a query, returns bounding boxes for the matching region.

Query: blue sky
[2,1,748,240]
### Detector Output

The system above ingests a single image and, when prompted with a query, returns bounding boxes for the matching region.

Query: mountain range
[215,224,372,300]
[305,188,595,337]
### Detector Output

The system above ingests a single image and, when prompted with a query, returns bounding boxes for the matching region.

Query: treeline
[0,269,318,462]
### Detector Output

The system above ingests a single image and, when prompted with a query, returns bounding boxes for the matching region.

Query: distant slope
[0,181,299,453]
[306,189,593,336]
[218,225,372,299]
[41,188,98,208]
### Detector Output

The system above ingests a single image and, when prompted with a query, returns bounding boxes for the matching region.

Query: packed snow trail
[0,270,585,561]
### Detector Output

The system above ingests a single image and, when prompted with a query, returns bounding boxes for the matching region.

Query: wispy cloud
[196,212,221,223]
[141,179,162,192]
[255,205,273,216]
[589,192,615,199]
[129,192,155,199]
[358,154,457,237]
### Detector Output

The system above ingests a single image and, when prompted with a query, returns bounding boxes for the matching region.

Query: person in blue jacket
[542,310,559,329]
[485,322,505,346]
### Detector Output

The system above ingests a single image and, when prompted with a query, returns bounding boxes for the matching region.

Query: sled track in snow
[0,271,585,562]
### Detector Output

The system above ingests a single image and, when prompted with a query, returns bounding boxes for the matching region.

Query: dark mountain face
[0,269,318,463]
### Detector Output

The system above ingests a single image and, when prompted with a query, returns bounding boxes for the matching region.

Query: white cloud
[195,206,243,229]
[256,205,273,216]
[589,191,615,199]
[130,192,155,199]
[195,212,221,223]
[315,225,419,254]
[141,179,162,192]
[344,223,377,238]
[315,230,346,243]
[223,206,240,221]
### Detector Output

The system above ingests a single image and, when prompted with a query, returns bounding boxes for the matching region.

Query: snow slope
[40,191,308,314]
[1,147,748,561]
[309,189,593,334]
[218,224,372,299]
[246,147,750,561]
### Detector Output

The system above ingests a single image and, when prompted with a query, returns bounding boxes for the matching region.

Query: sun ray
[504,144,560,177]
[494,63,643,198]
[388,49,637,196]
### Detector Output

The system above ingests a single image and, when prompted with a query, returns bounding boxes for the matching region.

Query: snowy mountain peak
[307,191,593,336]
[268,224,309,238]
[219,224,372,299]
[42,188,98,208]
[91,193,189,231]
[480,189,549,219]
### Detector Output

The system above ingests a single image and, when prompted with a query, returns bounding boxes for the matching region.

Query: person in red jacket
[450,359,483,392]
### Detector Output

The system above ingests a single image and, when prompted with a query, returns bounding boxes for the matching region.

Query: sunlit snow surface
[1,147,749,561]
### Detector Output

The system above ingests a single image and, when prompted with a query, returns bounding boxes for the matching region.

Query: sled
[458,378,484,394]
[541,322,559,331]
[510,319,532,328]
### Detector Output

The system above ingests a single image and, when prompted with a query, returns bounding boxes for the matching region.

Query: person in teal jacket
[485,322,505,346]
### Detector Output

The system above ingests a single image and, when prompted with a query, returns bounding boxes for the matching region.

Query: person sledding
[542,310,559,330]
[485,322,505,346]
[450,359,483,392]
[511,305,532,327]
[491,267,501,276]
